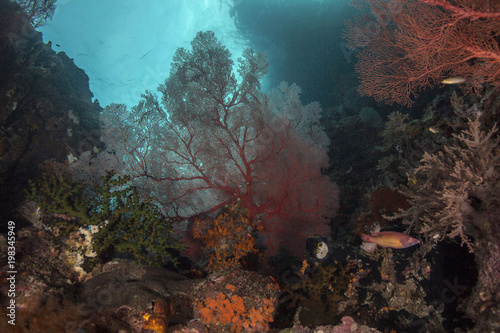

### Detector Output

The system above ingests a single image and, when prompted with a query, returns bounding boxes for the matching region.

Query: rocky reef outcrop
[0,0,101,228]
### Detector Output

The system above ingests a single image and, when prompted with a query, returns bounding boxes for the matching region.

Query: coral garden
[1,0,499,332]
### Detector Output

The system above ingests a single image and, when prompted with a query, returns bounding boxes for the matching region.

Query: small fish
[441,77,466,85]
[360,231,420,249]
[428,126,439,134]
[432,232,444,240]
[407,173,417,184]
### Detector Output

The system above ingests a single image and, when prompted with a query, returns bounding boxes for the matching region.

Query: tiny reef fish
[441,77,466,84]
[360,231,420,249]
[407,173,417,184]
[428,126,439,134]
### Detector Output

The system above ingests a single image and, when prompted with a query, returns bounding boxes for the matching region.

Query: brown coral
[390,92,500,331]
[397,104,500,251]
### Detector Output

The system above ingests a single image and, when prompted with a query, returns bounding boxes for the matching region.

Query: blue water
[40,0,248,106]
[39,0,355,108]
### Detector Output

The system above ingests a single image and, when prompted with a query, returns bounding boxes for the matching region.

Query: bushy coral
[388,91,500,331]
[380,111,409,151]
[191,199,260,272]
[24,173,89,232]
[90,172,185,266]
[25,170,184,266]
[395,96,500,251]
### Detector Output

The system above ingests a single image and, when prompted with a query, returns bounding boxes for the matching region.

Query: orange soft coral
[193,200,259,272]
[196,291,276,332]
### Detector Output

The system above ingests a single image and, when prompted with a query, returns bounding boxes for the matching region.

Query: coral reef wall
[0,0,101,228]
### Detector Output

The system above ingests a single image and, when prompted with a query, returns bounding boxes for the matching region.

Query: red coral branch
[420,0,500,20]
[82,32,339,257]
[344,0,500,106]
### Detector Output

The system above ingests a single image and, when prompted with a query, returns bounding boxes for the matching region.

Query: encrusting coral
[196,292,275,332]
[193,269,279,332]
